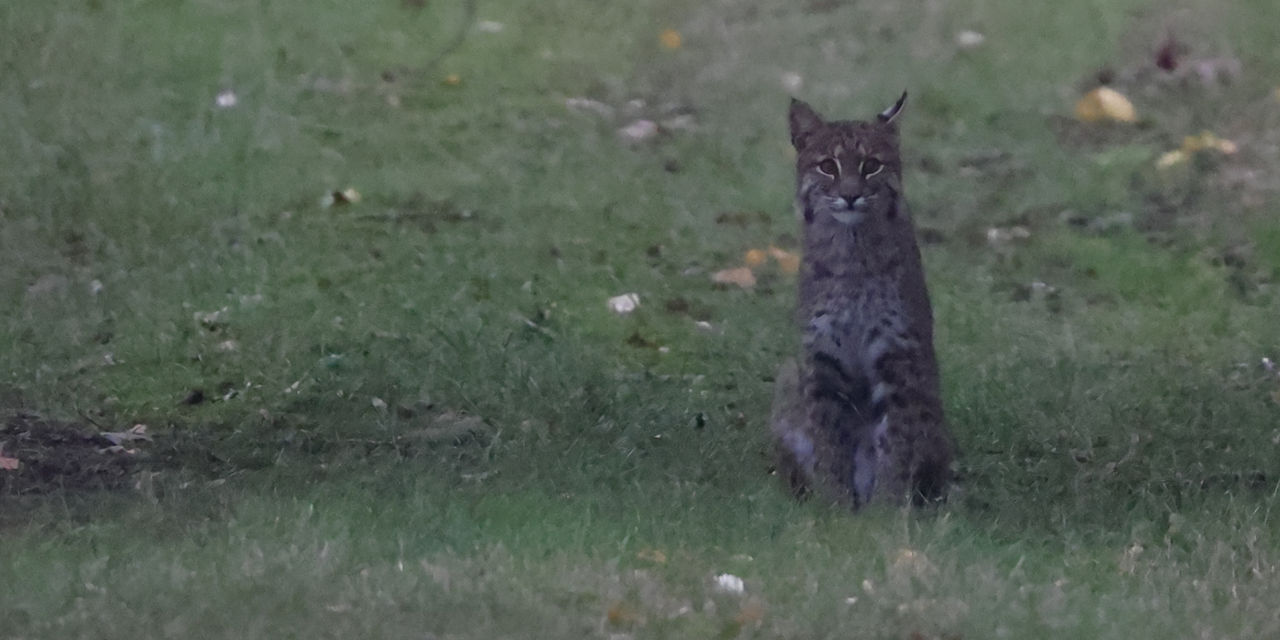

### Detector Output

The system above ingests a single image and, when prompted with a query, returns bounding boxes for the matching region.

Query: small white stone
[371,397,388,410]
[215,89,238,108]
[714,573,745,594]
[607,293,640,314]
[476,20,504,33]
[88,279,104,295]
[955,30,986,49]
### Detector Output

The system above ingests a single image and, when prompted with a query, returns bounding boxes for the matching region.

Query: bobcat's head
[788,94,907,232]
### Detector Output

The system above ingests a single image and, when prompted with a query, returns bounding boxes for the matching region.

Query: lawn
[2,0,1279,637]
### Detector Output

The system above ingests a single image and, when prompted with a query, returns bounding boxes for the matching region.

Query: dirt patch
[0,412,148,495]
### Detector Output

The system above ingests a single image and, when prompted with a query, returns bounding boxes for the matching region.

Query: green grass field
[3,0,1279,637]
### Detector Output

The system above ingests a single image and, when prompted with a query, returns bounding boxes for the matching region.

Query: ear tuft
[789,98,825,150]
[877,91,908,124]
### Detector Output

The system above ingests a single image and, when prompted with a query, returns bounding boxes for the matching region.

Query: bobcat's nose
[841,195,870,212]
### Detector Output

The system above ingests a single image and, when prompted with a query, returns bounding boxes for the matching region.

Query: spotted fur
[770,94,953,508]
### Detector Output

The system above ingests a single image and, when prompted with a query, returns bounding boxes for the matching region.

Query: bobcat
[771,93,953,508]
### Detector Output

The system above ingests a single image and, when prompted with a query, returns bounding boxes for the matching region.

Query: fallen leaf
[1157,131,1237,168]
[606,601,644,625]
[618,119,659,143]
[985,226,1031,245]
[892,548,937,576]
[400,411,489,444]
[659,28,682,49]
[735,599,766,624]
[768,246,801,274]
[1156,150,1188,169]
[321,188,361,208]
[711,267,756,288]
[660,113,696,131]
[1181,131,1237,155]
[100,424,151,446]
[442,73,462,86]
[744,248,768,267]
[607,293,641,314]
[565,97,614,118]
[636,548,667,564]
[1075,87,1137,123]
[0,454,18,471]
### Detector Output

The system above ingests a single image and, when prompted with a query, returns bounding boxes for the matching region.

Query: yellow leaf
[768,246,801,274]
[1181,131,1237,155]
[442,73,462,86]
[712,267,756,288]
[743,248,767,267]
[1075,87,1137,123]
[659,28,682,50]
[1156,150,1188,169]
[1160,131,1237,168]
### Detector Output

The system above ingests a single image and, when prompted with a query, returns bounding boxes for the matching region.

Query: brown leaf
[734,598,766,624]
[100,424,151,446]
[606,601,644,626]
[0,454,18,471]
[711,267,756,288]
[636,548,667,564]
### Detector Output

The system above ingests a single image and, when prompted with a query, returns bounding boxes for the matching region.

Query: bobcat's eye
[860,158,884,177]
[816,158,839,177]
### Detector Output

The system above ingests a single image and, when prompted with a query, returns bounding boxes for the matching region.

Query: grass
[2,0,1280,637]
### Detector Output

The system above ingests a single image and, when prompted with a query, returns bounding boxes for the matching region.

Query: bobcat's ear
[877,91,908,125]
[789,98,825,150]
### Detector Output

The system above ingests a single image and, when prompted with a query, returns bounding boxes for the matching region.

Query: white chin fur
[831,211,863,225]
